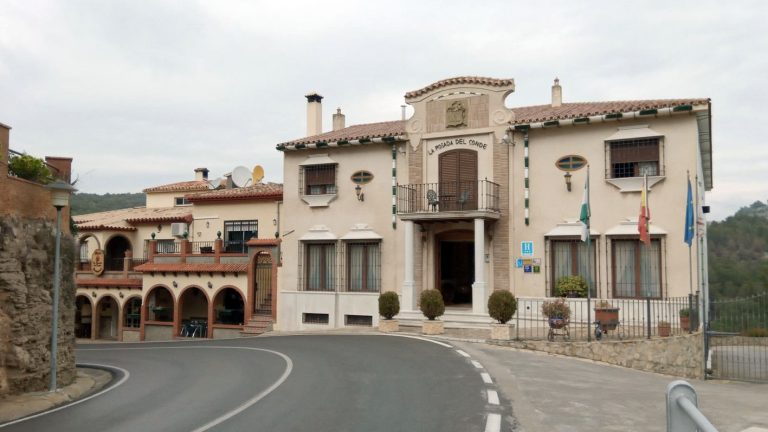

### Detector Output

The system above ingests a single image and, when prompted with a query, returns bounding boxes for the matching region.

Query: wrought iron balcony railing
[396,180,500,214]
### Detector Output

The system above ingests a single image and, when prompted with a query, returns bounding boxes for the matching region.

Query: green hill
[71,192,146,216]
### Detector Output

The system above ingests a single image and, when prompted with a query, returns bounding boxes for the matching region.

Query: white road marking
[52,346,293,432]
[487,389,500,405]
[481,372,493,384]
[456,349,471,358]
[471,360,483,369]
[384,333,453,348]
[485,413,501,432]
[0,363,130,429]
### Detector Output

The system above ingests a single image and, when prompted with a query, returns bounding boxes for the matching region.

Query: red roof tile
[405,76,514,99]
[133,263,248,273]
[510,99,710,124]
[278,120,405,147]
[187,183,283,203]
[143,180,210,193]
[75,206,192,231]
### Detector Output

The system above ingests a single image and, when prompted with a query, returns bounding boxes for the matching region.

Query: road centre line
[456,349,471,358]
[487,390,499,405]
[481,372,493,384]
[69,346,293,432]
[0,363,130,429]
[471,360,483,369]
[485,413,501,432]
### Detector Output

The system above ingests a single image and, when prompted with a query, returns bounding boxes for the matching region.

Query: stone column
[472,218,487,315]
[402,220,415,311]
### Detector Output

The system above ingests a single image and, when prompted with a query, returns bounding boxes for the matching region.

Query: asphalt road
[3,335,500,432]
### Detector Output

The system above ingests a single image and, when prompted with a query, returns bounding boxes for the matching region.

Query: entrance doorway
[253,252,272,315]
[438,240,474,306]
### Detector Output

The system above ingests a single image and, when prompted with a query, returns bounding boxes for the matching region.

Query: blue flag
[684,178,694,246]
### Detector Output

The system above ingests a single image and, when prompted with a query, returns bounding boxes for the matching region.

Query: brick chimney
[306,93,323,137]
[194,167,209,181]
[45,156,73,183]
[0,123,10,178]
[551,78,562,108]
[332,108,346,131]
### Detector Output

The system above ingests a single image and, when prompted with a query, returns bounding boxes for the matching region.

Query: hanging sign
[91,249,105,276]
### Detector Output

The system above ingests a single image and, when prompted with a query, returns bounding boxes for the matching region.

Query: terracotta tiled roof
[510,99,710,124]
[405,76,515,99]
[76,278,143,288]
[246,238,281,246]
[277,120,405,147]
[143,180,210,193]
[75,206,192,231]
[133,263,248,273]
[187,183,283,203]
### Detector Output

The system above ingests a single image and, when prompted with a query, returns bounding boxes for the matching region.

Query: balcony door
[439,149,477,211]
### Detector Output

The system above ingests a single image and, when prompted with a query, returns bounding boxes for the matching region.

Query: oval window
[350,170,374,185]
[555,155,587,171]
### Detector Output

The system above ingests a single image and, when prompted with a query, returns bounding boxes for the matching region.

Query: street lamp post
[46,179,75,392]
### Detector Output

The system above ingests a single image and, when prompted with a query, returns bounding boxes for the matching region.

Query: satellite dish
[252,165,264,184]
[231,166,252,187]
[208,177,221,189]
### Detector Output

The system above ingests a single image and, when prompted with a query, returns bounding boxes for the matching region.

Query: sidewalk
[452,340,768,432]
[0,367,112,424]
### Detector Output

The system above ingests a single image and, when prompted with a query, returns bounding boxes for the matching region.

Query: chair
[199,246,213,254]
[427,189,439,211]
[457,190,470,209]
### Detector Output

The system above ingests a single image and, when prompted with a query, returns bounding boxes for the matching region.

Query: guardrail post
[666,380,718,432]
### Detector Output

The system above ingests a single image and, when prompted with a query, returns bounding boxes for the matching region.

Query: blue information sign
[521,241,534,256]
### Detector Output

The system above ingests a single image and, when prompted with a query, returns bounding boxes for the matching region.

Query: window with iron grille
[346,241,381,292]
[304,242,336,291]
[156,239,177,254]
[123,297,141,328]
[301,164,337,195]
[607,138,661,178]
[224,220,258,253]
[550,239,596,296]
[303,313,330,324]
[79,241,89,263]
[345,315,373,327]
[612,238,663,298]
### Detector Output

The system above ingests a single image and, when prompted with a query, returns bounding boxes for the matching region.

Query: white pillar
[402,220,416,311]
[472,218,487,315]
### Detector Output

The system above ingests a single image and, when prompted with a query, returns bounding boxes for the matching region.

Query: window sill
[605,176,664,192]
[301,193,338,207]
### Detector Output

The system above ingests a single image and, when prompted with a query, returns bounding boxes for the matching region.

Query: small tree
[8,153,52,184]
[488,290,517,324]
[378,291,400,320]
[554,275,588,298]
[419,289,445,321]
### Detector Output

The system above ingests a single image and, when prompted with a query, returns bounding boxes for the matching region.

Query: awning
[605,125,662,141]
[605,218,667,236]
[340,224,383,240]
[299,225,337,241]
[545,221,599,237]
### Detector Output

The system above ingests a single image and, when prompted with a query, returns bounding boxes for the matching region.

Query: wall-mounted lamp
[172,281,178,288]
[206,221,210,228]
[355,184,364,201]
[91,291,97,298]
[157,224,162,232]
[273,218,277,226]
[207,281,213,289]
[119,291,124,298]
[564,172,572,192]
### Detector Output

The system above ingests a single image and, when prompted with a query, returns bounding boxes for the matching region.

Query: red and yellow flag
[638,175,651,245]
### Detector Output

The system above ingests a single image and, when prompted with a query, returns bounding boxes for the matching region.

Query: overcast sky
[2,0,766,220]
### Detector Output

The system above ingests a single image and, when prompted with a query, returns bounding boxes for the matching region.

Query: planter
[422,320,444,335]
[490,323,514,340]
[658,322,672,337]
[379,319,399,333]
[548,317,568,329]
[594,307,620,332]
[680,316,691,332]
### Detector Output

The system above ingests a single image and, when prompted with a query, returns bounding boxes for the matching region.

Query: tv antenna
[252,165,264,184]
[231,166,252,187]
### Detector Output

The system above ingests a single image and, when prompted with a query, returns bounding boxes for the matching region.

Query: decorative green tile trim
[604,113,623,119]
[543,120,559,127]
[673,105,693,112]
[573,117,590,123]
[639,109,658,116]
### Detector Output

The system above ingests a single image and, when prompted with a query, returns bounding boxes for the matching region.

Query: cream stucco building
[276,76,712,331]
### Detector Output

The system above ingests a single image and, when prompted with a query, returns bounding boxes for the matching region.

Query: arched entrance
[179,287,209,338]
[146,286,174,322]
[252,252,272,315]
[435,229,474,307]
[213,287,244,325]
[104,235,131,271]
[75,295,93,339]
[95,296,119,340]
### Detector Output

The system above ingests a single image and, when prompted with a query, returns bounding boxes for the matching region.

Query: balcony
[397,180,501,221]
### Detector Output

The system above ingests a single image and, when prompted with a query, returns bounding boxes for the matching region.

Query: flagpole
[586,166,591,342]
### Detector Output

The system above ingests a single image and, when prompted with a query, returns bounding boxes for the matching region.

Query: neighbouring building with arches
[74,169,282,341]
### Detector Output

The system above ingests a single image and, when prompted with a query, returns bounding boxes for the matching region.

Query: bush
[541,298,571,320]
[8,153,52,183]
[378,291,400,320]
[554,275,588,298]
[743,327,768,338]
[595,300,614,309]
[679,307,691,318]
[419,289,445,321]
[488,290,517,324]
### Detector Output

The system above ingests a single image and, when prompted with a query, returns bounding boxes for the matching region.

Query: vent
[302,313,329,324]
[345,315,373,327]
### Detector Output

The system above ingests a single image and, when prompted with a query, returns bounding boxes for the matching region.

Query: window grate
[300,164,338,196]
[606,138,662,178]
[612,238,663,298]
[345,315,373,327]
[303,313,330,324]
[345,241,381,292]
[224,220,258,253]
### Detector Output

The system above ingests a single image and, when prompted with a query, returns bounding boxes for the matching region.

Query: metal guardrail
[666,380,718,431]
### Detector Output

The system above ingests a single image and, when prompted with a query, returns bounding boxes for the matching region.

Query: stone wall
[0,215,77,395]
[491,333,704,379]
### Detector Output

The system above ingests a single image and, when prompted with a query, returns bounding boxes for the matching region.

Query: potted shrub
[488,290,517,340]
[594,300,620,333]
[378,291,400,333]
[679,307,691,332]
[554,275,588,298]
[420,289,445,335]
[542,298,571,329]
[658,320,672,337]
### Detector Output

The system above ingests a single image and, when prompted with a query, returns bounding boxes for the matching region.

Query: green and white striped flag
[579,169,590,242]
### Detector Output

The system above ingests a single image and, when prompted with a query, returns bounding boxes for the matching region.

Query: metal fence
[706,292,768,383]
[513,295,699,341]
[396,180,500,214]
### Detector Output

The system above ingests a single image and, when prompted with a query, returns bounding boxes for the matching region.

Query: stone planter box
[379,319,399,333]
[490,323,514,340]
[680,316,691,332]
[658,322,672,337]
[422,320,444,335]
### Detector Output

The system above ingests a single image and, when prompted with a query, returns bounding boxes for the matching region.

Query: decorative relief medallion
[492,109,510,125]
[446,100,467,128]
[407,118,423,133]
[91,249,105,276]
